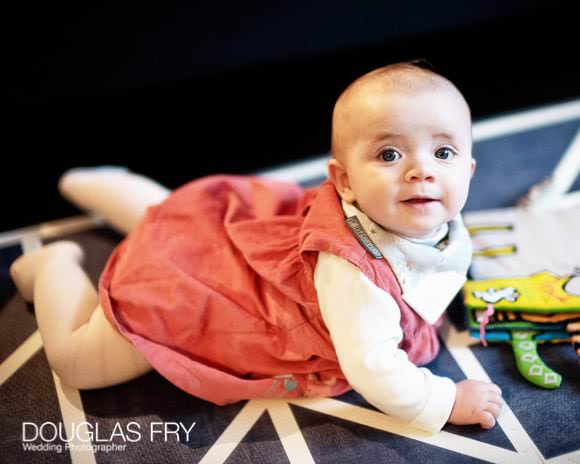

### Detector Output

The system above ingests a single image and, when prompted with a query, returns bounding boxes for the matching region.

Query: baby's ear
[327,158,356,203]
[470,158,477,178]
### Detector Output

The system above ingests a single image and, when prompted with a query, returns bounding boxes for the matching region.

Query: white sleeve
[314,251,456,433]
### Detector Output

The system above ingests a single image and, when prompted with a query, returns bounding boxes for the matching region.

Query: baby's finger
[487,384,502,396]
[479,411,496,429]
[484,402,502,418]
[488,395,503,408]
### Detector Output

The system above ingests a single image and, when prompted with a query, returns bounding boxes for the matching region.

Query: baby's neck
[398,223,449,247]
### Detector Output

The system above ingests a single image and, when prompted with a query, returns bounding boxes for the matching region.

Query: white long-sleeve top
[313,201,473,433]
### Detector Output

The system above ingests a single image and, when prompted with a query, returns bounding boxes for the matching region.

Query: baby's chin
[370,212,451,240]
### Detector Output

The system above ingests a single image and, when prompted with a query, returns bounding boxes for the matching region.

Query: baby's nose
[404,162,435,182]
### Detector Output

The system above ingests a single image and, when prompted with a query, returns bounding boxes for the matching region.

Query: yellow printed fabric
[463,272,580,313]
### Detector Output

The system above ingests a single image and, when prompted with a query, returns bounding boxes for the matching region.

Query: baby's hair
[330,60,470,160]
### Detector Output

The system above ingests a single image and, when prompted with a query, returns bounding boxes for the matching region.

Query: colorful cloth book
[463,205,580,389]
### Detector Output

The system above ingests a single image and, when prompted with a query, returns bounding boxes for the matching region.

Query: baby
[10,61,502,433]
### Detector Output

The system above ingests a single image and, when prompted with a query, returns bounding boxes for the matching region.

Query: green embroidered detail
[511,331,562,389]
[283,378,299,392]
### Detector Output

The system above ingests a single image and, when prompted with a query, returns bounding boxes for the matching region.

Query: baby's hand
[448,379,503,429]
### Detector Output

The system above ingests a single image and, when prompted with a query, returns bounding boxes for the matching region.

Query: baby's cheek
[453,183,471,209]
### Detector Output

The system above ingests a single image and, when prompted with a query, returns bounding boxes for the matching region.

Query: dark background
[4,0,579,231]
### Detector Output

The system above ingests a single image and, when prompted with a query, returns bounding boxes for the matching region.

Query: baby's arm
[314,252,502,433]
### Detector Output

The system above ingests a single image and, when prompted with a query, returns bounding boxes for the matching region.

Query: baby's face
[333,85,475,239]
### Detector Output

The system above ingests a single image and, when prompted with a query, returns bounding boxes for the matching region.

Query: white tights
[10,167,170,389]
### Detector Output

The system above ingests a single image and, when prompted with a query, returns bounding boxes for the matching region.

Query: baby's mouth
[402,196,439,204]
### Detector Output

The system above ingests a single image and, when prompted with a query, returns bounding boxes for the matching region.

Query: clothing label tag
[345,216,383,259]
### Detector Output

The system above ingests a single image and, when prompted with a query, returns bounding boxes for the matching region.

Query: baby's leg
[10,241,152,389]
[58,167,170,235]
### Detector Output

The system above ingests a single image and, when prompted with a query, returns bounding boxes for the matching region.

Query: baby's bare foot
[58,166,129,200]
[10,241,84,302]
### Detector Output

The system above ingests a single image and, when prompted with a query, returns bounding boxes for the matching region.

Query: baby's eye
[434,148,455,160]
[379,149,401,162]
